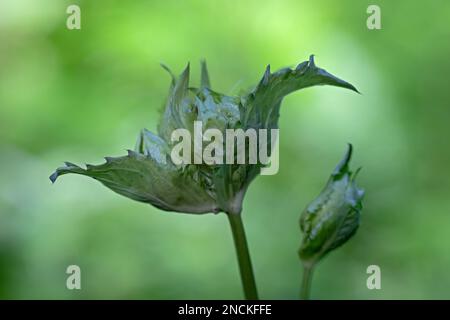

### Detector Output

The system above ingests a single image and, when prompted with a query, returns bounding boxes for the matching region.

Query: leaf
[50,150,218,214]
[299,144,364,266]
[242,55,358,131]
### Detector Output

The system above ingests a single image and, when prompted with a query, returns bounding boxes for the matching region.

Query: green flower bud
[50,56,357,215]
[299,144,365,267]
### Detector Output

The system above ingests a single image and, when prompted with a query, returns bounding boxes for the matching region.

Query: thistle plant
[50,55,357,299]
[299,144,365,299]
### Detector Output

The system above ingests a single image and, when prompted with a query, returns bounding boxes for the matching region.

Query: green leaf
[241,55,358,131]
[299,144,365,267]
[50,150,218,214]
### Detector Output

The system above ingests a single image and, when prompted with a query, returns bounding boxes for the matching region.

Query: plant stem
[227,213,258,300]
[300,264,314,300]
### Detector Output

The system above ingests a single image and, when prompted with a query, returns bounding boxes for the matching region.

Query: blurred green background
[1,0,450,299]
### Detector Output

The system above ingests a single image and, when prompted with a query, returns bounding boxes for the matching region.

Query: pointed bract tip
[308,54,316,67]
[345,143,353,163]
[160,63,176,85]
[160,63,173,74]
[49,171,58,183]
[200,59,207,71]
[262,65,271,85]
[127,149,138,158]
[333,144,353,176]
[295,61,309,71]
[176,63,190,82]
[348,84,361,94]
[352,166,362,181]
[200,59,211,88]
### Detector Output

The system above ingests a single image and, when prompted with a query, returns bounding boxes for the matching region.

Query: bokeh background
[1,0,450,299]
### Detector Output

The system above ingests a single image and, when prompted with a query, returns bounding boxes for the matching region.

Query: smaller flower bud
[299,144,365,267]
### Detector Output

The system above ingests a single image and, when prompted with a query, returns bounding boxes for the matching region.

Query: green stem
[227,213,258,300]
[300,264,314,300]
